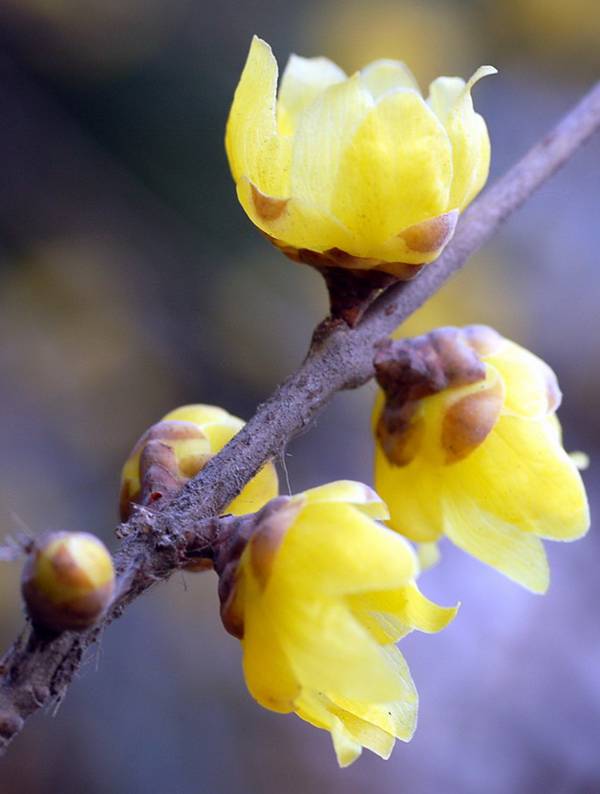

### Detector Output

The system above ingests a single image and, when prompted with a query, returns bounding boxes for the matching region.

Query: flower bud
[120,404,278,522]
[21,532,115,633]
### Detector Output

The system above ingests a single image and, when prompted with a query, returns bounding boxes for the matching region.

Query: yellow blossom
[373,326,590,593]
[226,36,495,278]
[120,404,278,520]
[219,481,457,767]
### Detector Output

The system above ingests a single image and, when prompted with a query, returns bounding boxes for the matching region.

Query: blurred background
[0,0,598,791]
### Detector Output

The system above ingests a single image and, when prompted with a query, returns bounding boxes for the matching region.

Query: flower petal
[290,74,374,216]
[301,479,390,520]
[360,59,420,99]
[444,413,590,544]
[241,588,300,712]
[274,503,418,594]
[272,595,410,702]
[225,36,291,195]
[484,340,561,419]
[331,89,452,248]
[427,66,496,210]
[443,499,551,593]
[277,54,346,135]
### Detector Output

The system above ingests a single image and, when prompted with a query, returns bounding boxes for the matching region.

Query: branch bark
[0,79,598,755]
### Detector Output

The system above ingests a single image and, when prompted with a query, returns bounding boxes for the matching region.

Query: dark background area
[0,1,598,791]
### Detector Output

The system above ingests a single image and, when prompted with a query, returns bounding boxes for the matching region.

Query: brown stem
[0,79,598,755]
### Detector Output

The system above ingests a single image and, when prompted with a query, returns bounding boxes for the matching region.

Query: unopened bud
[21,532,115,633]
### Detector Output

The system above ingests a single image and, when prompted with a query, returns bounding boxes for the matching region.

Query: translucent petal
[331,89,452,246]
[272,594,409,702]
[274,503,418,594]
[290,74,374,215]
[427,66,496,210]
[445,413,590,543]
[225,36,292,195]
[295,691,363,767]
[350,583,458,636]
[485,340,561,418]
[301,480,390,520]
[277,54,346,135]
[443,498,550,593]
[360,59,420,99]
[417,542,440,571]
[330,646,418,742]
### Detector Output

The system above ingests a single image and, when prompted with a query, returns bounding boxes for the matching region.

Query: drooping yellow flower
[120,404,278,520]
[218,481,457,767]
[226,36,495,278]
[373,326,590,594]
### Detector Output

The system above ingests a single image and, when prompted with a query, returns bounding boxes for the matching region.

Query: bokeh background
[0,1,598,791]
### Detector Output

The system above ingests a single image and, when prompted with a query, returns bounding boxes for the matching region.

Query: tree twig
[0,79,598,756]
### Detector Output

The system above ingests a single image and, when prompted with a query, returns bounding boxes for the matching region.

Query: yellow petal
[350,582,458,637]
[301,480,390,520]
[272,594,409,702]
[328,702,395,760]
[290,74,374,217]
[277,54,346,135]
[225,36,291,195]
[374,443,446,543]
[428,66,496,210]
[228,462,279,516]
[330,646,418,742]
[443,498,550,593]
[162,404,231,425]
[276,503,418,594]
[163,403,279,515]
[360,59,420,99]
[236,175,354,253]
[417,542,440,571]
[331,89,452,249]
[445,413,590,543]
[295,691,363,767]
[241,580,299,713]
[484,340,561,419]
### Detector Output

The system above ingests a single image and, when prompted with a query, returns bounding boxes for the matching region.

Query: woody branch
[0,79,598,756]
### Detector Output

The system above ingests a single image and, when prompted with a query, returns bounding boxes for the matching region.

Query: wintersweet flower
[226,36,495,278]
[120,404,278,520]
[216,480,457,767]
[373,326,590,593]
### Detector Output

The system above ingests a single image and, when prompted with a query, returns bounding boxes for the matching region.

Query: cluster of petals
[226,37,495,276]
[224,481,456,766]
[374,326,590,593]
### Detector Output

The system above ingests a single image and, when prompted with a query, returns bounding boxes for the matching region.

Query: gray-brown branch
[0,79,599,756]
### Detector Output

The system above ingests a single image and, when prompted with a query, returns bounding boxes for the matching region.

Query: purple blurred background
[0,1,598,791]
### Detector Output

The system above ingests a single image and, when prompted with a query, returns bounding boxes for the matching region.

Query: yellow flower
[120,404,278,520]
[219,480,457,767]
[21,531,115,633]
[373,326,590,594]
[226,36,495,278]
